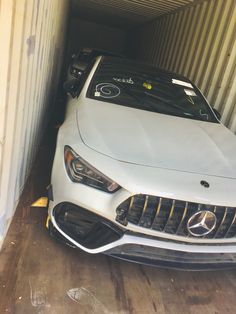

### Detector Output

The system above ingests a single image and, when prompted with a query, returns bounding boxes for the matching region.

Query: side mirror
[213,108,221,121]
[63,79,81,98]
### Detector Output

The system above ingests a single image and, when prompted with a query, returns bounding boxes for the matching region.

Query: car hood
[77,99,236,179]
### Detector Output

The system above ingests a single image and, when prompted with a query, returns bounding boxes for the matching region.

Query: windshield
[87,57,218,123]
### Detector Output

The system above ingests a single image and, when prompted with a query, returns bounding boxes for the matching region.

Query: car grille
[116,195,236,239]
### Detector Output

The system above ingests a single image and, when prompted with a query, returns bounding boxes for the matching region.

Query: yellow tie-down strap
[45,215,51,229]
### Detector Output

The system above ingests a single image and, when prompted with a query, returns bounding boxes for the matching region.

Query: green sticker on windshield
[143,82,152,90]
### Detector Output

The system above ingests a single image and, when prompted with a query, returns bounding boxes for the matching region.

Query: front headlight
[64,146,120,193]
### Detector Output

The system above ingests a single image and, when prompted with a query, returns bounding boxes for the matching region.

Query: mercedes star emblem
[187,210,217,237]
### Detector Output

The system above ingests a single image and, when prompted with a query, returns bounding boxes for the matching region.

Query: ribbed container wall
[0,0,69,244]
[127,0,236,132]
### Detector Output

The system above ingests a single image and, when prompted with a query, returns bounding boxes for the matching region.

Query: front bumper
[49,202,236,270]
[105,244,236,271]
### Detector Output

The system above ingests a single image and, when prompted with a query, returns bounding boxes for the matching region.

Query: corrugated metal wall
[71,0,195,28]
[0,0,69,244]
[127,0,236,132]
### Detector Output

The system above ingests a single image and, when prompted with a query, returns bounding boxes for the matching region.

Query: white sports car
[47,50,236,270]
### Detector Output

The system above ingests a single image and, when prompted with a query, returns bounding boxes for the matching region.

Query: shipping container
[0,0,236,311]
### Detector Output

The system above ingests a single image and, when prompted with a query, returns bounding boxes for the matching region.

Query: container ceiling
[72,0,200,29]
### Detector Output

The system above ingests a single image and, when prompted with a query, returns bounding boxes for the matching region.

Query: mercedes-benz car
[47,51,236,270]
